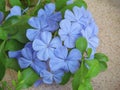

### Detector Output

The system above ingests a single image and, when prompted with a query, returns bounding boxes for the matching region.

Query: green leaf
[85,59,100,79]
[76,37,88,54]
[0,28,7,41]
[72,61,88,90]
[55,0,68,11]
[2,16,30,43]
[5,39,24,51]
[95,53,109,62]
[78,80,93,90]
[6,58,21,71]
[0,0,5,12]
[60,72,71,85]
[87,48,92,58]
[99,62,108,72]
[0,61,6,81]
[9,0,22,7]
[16,68,39,90]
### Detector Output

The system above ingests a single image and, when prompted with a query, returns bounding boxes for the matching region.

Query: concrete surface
[4,0,120,90]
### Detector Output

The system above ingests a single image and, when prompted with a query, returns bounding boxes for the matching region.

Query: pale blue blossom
[6,6,22,19]
[50,46,82,73]
[40,70,64,84]
[59,19,81,48]
[81,26,99,55]
[67,0,74,5]
[32,31,62,61]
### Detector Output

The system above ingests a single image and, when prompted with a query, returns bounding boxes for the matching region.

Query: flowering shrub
[0,0,108,90]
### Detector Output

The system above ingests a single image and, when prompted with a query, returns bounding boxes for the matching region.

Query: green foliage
[9,0,22,7]
[0,61,6,81]
[87,48,92,58]
[14,68,39,90]
[76,37,88,54]
[0,0,5,12]
[60,72,71,85]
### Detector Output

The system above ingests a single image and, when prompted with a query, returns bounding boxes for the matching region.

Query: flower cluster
[8,3,99,86]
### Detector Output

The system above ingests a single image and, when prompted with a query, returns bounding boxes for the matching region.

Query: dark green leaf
[0,61,6,81]
[16,68,39,90]
[78,80,93,90]
[0,28,7,40]
[9,0,22,7]
[76,37,88,54]
[99,62,108,72]
[95,53,109,62]
[60,72,71,85]
[85,59,100,79]
[5,39,24,51]
[72,61,88,90]
[55,0,68,11]
[0,0,5,12]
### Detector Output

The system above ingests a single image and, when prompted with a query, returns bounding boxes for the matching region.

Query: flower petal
[18,57,32,68]
[50,37,62,48]
[65,9,76,21]
[0,12,4,24]
[8,50,21,58]
[73,6,83,19]
[64,37,75,48]
[45,3,55,15]
[49,12,62,22]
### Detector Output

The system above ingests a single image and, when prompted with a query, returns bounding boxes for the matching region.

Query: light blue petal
[50,37,62,48]
[8,50,21,58]
[67,0,73,5]
[26,29,40,41]
[18,57,32,68]
[40,70,53,84]
[6,6,21,19]
[37,48,49,61]
[21,47,33,59]
[28,17,41,29]
[68,61,80,73]
[71,22,81,35]
[32,39,46,51]
[45,3,55,15]
[40,31,52,44]
[49,57,65,71]
[65,10,76,21]
[34,79,43,87]
[49,12,62,22]
[73,6,83,19]
[38,9,45,18]
[64,37,75,48]
[0,12,4,24]
[89,36,99,48]
[54,46,68,59]
[67,49,82,61]
[54,70,64,84]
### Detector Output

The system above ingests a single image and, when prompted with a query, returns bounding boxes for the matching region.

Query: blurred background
[3,0,120,90]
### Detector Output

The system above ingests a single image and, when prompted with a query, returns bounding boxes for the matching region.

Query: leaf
[60,72,71,85]
[16,68,39,90]
[78,80,93,90]
[5,39,24,51]
[2,16,30,43]
[0,28,7,41]
[99,62,108,72]
[85,59,100,79]
[55,0,68,11]
[9,0,22,7]
[0,61,6,81]
[95,53,109,62]
[72,61,88,90]
[6,58,21,71]
[87,48,92,58]
[76,37,88,54]
[0,0,5,12]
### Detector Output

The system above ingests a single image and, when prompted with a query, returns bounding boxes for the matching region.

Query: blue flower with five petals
[59,19,81,48]
[32,31,62,61]
[50,46,82,73]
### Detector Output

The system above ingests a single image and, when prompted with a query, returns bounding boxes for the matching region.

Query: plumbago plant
[0,0,109,90]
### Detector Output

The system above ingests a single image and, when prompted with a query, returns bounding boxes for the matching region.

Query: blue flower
[59,19,81,48]
[32,31,62,61]
[49,46,82,73]
[40,70,64,84]
[6,6,22,19]
[26,3,62,41]
[67,0,74,5]
[65,6,97,30]
[8,43,47,74]
[0,11,4,24]
[81,26,99,55]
